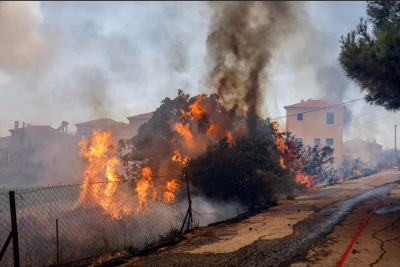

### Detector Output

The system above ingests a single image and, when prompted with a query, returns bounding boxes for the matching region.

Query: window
[19,134,24,144]
[326,138,334,146]
[327,112,334,124]
[295,138,303,143]
[314,138,321,146]
[297,113,303,121]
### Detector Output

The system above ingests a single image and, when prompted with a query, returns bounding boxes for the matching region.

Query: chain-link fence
[0,179,190,267]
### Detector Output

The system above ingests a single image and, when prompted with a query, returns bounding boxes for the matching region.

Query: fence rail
[0,175,248,267]
[0,178,192,267]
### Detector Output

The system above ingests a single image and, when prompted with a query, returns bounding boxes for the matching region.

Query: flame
[164,179,179,203]
[78,129,132,219]
[174,122,193,148]
[188,95,206,120]
[136,167,153,212]
[172,149,189,164]
[353,169,361,176]
[271,121,286,168]
[296,172,314,188]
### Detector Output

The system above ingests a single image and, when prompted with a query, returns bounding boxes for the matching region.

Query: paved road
[123,170,400,267]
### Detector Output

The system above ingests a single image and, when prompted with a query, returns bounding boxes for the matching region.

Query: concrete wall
[285,107,346,161]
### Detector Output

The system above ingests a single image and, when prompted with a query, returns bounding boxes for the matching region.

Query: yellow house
[284,99,346,162]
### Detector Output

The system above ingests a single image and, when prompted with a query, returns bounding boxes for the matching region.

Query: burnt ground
[118,170,400,267]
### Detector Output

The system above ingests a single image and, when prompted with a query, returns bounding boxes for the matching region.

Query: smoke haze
[0,1,398,148]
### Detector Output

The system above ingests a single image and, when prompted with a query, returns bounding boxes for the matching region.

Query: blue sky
[0,1,398,148]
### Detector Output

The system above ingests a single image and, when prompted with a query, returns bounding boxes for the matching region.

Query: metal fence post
[9,191,20,267]
[56,219,59,265]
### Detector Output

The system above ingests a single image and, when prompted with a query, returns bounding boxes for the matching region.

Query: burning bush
[336,157,367,181]
[181,136,291,206]
[298,144,336,186]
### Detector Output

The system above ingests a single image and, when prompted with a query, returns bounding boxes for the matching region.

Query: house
[127,112,153,135]
[284,99,346,161]
[75,118,132,142]
[343,139,383,168]
[3,121,80,175]
[0,136,11,167]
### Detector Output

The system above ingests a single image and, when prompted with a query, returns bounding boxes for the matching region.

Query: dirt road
[124,170,400,267]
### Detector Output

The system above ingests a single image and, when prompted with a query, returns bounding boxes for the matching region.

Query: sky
[0,1,399,148]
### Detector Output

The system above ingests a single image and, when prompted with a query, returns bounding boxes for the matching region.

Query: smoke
[191,195,246,226]
[0,2,47,71]
[205,1,306,136]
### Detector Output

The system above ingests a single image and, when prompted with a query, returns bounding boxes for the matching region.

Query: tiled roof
[127,112,153,120]
[9,126,58,133]
[284,99,346,109]
[75,118,129,128]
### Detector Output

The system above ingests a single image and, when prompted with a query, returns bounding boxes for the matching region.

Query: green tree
[339,1,400,111]
[181,136,292,207]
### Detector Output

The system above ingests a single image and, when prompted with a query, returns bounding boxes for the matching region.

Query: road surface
[123,169,400,267]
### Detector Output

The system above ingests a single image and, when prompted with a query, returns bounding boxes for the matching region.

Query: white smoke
[0,2,47,76]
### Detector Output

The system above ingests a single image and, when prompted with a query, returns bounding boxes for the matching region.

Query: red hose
[337,184,400,267]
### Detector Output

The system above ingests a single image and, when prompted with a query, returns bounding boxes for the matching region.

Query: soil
[118,170,400,267]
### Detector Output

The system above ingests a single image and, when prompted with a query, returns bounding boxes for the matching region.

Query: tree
[299,144,335,185]
[339,1,400,111]
[118,90,247,178]
[181,136,292,207]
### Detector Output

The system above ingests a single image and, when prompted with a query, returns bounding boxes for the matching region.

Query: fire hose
[337,183,400,267]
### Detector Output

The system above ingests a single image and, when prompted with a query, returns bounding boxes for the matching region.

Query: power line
[272,97,365,121]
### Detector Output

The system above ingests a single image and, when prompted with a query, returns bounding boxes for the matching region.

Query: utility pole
[21,122,25,169]
[396,125,399,162]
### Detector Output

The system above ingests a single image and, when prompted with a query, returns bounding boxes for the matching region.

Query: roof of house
[9,125,58,133]
[75,118,129,128]
[127,112,153,120]
[284,99,346,109]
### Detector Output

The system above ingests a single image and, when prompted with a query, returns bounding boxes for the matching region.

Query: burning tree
[118,90,248,178]
[117,91,315,207]
[297,145,336,186]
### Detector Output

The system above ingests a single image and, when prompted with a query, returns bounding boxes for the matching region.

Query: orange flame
[174,122,193,149]
[164,179,179,203]
[271,121,286,168]
[78,129,132,219]
[172,149,189,164]
[136,167,153,212]
[296,172,314,188]
[188,95,206,120]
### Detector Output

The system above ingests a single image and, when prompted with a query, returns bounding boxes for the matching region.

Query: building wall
[285,107,345,161]
[128,118,150,136]
[343,139,383,168]
[76,125,133,143]
[7,130,81,173]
